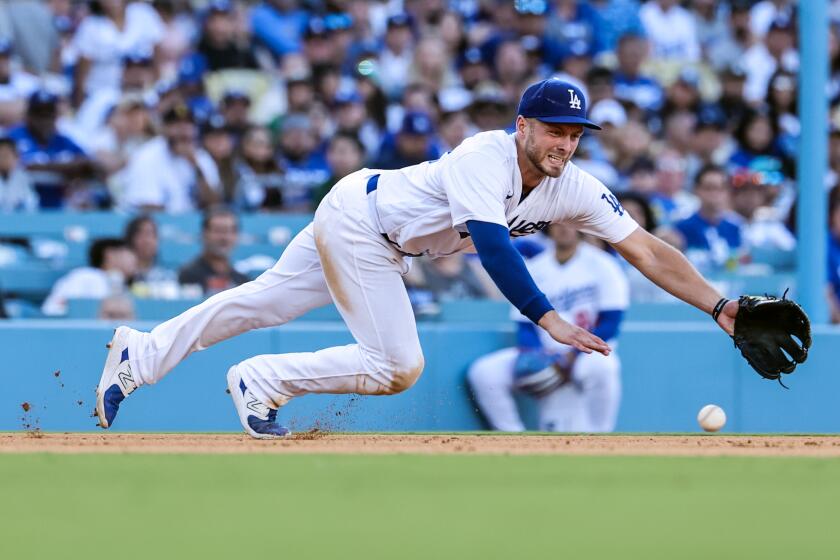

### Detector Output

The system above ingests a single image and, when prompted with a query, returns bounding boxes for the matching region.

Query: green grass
[1,454,839,559]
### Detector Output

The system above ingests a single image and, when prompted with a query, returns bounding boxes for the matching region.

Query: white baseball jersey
[516,243,630,351]
[371,130,638,257]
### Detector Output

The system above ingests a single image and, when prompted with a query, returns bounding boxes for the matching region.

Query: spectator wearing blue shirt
[175,57,215,125]
[728,107,792,182]
[506,1,565,67]
[673,165,744,272]
[645,149,698,226]
[613,33,663,113]
[277,113,329,211]
[250,0,308,59]
[730,166,795,267]
[544,0,601,64]
[590,0,646,53]
[9,90,95,208]
[374,111,440,170]
[828,188,840,324]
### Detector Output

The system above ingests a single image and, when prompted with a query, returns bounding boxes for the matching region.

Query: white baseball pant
[467,346,621,432]
[125,169,425,408]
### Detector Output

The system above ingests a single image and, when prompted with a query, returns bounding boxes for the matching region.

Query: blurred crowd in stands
[0,0,839,321]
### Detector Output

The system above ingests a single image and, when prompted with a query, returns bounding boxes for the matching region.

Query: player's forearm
[637,239,723,314]
[615,228,723,314]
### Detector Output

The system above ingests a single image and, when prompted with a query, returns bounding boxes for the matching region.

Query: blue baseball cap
[386,13,413,29]
[695,103,726,130]
[517,78,600,130]
[515,0,548,15]
[457,47,485,69]
[206,0,233,14]
[177,55,207,85]
[222,89,251,104]
[400,111,434,135]
[324,12,353,32]
[334,88,363,106]
[305,17,331,39]
[122,49,153,66]
[28,90,59,113]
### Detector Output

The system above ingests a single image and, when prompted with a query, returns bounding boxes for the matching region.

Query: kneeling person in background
[468,224,628,432]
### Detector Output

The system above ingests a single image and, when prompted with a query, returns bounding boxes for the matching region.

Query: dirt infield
[2,433,840,456]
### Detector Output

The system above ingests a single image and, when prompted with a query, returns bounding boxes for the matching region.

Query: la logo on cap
[517,78,601,129]
[568,89,581,110]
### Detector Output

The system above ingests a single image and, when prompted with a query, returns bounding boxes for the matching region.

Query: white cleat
[95,326,138,429]
[226,367,291,439]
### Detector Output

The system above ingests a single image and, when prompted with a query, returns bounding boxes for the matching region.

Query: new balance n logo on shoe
[246,396,265,415]
[118,367,134,390]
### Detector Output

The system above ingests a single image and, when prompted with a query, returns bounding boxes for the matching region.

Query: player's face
[523,119,583,178]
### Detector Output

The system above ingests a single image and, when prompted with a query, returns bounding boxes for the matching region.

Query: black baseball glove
[717,293,812,387]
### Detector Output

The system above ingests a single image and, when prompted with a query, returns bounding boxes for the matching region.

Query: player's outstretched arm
[611,227,738,335]
[467,220,611,355]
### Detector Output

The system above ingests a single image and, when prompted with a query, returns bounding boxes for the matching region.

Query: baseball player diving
[468,223,628,432]
[95,78,811,438]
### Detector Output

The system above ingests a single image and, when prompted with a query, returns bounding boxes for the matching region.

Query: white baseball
[697,404,726,432]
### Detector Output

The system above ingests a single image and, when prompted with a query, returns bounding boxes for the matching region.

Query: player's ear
[515,115,528,137]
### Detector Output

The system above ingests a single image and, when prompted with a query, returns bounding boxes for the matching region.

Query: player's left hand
[539,311,611,355]
[732,294,811,385]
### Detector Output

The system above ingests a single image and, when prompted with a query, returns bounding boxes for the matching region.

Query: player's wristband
[712,298,729,322]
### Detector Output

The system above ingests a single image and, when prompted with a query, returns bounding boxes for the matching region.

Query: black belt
[365,173,423,257]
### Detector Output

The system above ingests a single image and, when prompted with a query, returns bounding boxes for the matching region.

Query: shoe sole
[225,368,291,440]
[95,326,131,429]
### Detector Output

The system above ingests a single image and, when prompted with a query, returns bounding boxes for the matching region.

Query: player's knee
[384,352,425,394]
